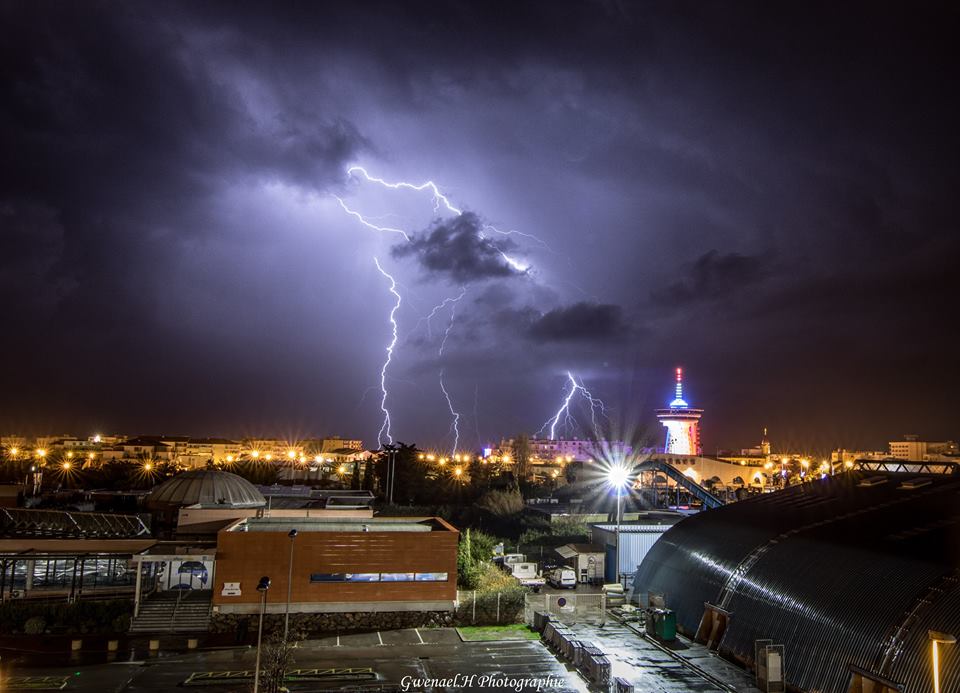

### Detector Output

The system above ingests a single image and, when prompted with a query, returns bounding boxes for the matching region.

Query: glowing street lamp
[9,447,18,458]
[61,461,72,471]
[930,630,956,693]
[36,449,47,459]
[286,450,296,460]
[250,450,260,460]
[608,464,631,584]
[225,454,235,463]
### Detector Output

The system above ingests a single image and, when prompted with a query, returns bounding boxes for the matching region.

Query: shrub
[23,616,46,634]
[477,489,523,517]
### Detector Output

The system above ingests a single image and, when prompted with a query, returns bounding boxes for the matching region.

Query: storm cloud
[1,1,958,449]
[391,212,525,283]
[527,302,628,342]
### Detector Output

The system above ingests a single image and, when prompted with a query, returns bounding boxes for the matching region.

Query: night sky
[2,2,958,453]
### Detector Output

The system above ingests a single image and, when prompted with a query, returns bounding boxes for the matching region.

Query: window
[310,571,445,583]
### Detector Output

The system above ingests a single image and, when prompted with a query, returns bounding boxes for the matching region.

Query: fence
[455,590,525,625]
[524,592,606,625]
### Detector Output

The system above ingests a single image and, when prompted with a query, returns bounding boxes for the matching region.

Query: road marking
[415,628,425,644]
[377,630,384,646]
[336,634,340,647]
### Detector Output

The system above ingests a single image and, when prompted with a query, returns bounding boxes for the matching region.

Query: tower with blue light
[656,367,703,455]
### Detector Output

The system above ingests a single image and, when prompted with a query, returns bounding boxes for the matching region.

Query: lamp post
[253,576,271,693]
[284,529,298,641]
[607,464,630,586]
[930,630,956,693]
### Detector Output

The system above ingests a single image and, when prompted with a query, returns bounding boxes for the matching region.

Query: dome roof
[146,468,265,509]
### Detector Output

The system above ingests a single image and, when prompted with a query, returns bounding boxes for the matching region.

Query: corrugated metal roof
[634,471,960,693]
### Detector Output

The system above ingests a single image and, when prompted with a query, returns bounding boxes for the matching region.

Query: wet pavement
[3,628,590,692]
[2,622,762,692]
[565,620,762,693]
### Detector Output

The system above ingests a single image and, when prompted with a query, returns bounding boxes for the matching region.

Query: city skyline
[2,3,958,453]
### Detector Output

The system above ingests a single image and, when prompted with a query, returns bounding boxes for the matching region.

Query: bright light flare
[607,464,630,489]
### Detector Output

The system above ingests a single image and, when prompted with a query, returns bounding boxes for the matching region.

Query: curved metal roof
[146,468,265,509]
[634,471,960,693]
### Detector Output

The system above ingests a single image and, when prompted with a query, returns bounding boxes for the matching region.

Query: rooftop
[227,516,455,534]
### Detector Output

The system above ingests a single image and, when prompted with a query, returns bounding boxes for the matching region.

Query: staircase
[129,589,212,634]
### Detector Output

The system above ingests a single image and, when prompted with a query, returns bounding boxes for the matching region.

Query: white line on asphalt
[337,634,340,647]
[415,628,425,644]
[377,630,384,646]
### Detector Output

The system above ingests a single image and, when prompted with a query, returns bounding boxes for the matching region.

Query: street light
[284,529,298,641]
[607,464,630,585]
[253,576,271,693]
[930,630,956,693]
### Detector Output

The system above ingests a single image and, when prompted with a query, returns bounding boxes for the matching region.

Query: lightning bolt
[334,196,411,241]
[373,257,402,446]
[417,291,466,341]
[437,288,466,454]
[347,165,463,216]
[336,165,553,445]
[537,372,609,439]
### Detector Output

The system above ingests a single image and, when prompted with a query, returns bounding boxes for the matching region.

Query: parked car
[546,567,577,589]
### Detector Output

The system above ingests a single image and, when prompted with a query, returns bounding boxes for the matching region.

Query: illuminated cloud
[391,212,525,283]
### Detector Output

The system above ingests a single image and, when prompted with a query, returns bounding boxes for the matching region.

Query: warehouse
[634,467,960,693]
[591,511,683,583]
[212,516,458,614]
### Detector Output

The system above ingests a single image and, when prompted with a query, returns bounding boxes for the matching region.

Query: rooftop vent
[858,476,888,488]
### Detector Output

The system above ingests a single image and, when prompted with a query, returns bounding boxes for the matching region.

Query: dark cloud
[651,250,768,306]
[391,212,525,283]
[527,302,628,342]
[0,1,958,447]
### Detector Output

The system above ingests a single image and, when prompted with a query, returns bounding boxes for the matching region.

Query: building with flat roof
[212,516,458,615]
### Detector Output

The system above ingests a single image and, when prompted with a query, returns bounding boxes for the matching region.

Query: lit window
[380,572,415,582]
[346,573,380,582]
[415,572,449,582]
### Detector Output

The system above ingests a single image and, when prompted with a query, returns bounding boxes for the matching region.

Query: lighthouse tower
[656,367,703,455]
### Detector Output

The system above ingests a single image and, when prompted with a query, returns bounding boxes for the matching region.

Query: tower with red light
[656,367,703,455]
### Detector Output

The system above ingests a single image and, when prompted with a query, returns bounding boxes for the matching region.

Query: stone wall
[211,609,454,635]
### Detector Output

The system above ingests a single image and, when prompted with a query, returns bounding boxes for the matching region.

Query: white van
[547,568,577,589]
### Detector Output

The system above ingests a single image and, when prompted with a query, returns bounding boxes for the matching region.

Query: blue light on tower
[669,367,688,408]
[656,367,703,455]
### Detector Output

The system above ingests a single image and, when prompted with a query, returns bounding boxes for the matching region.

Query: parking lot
[4,628,590,692]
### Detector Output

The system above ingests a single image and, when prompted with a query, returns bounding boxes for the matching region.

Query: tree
[350,461,361,490]
[379,442,427,504]
[362,458,375,491]
[259,629,296,693]
[477,489,523,517]
[514,434,530,482]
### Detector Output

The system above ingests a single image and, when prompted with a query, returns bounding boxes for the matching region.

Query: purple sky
[2,2,958,453]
